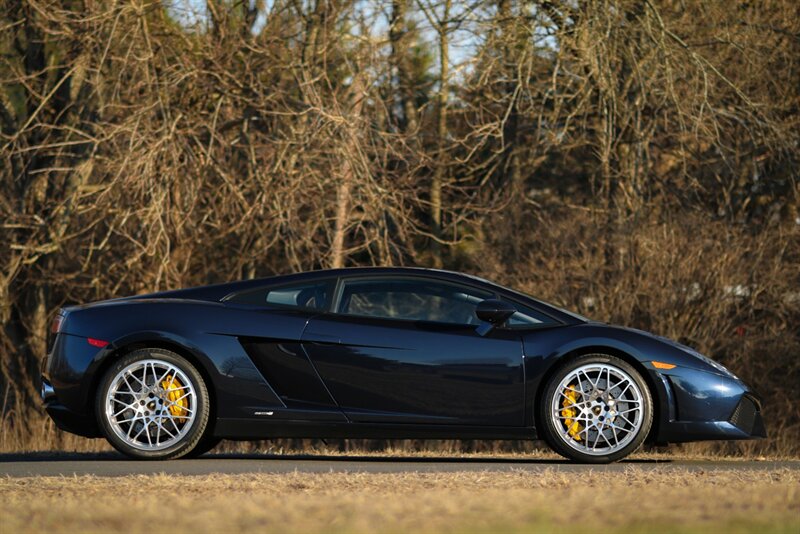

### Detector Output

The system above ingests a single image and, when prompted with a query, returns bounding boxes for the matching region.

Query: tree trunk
[430,0,451,269]
[498,0,523,221]
[330,75,366,268]
[390,0,419,133]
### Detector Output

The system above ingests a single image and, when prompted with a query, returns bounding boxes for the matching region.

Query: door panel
[302,314,525,425]
[225,278,347,421]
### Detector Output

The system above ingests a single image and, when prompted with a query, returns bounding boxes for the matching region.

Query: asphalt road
[1,453,797,477]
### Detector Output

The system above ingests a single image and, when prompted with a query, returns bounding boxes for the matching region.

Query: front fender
[521,328,674,430]
[520,323,758,441]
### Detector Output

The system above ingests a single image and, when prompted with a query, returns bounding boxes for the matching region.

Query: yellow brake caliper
[561,385,583,441]
[161,375,188,421]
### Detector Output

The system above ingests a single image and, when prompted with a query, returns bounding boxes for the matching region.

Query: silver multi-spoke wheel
[104,359,197,451]
[549,362,645,456]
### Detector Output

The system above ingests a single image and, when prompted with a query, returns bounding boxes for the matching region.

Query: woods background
[1,0,798,454]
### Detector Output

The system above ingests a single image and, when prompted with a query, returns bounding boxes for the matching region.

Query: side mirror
[475,299,516,336]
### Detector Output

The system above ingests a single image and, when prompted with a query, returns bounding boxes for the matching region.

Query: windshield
[461,272,591,323]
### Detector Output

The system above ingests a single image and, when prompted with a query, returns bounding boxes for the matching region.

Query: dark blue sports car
[40,267,765,462]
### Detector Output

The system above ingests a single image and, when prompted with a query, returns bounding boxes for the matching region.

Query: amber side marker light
[651,361,676,370]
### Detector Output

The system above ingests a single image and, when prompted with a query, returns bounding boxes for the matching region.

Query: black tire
[95,348,210,460]
[539,354,653,463]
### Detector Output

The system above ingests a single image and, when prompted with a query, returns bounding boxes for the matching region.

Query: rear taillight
[50,314,65,334]
[47,310,66,355]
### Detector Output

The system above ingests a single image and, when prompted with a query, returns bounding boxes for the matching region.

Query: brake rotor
[560,384,583,441]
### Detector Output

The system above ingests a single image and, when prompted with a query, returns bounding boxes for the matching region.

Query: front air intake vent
[729,395,759,434]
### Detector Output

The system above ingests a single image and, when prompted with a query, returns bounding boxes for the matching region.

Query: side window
[227,281,331,310]
[338,278,491,325]
[504,300,556,327]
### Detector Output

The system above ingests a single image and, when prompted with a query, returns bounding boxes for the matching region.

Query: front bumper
[654,366,767,443]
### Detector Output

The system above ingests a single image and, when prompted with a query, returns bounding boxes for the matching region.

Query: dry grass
[1,468,798,533]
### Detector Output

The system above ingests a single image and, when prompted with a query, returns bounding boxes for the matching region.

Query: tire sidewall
[540,354,653,463]
[95,348,210,460]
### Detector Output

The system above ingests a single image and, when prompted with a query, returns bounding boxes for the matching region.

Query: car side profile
[40,267,765,463]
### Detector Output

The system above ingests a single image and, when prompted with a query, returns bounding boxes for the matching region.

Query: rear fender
[82,330,284,420]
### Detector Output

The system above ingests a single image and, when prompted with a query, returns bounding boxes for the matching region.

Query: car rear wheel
[540,354,653,463]
[96,348,210,460]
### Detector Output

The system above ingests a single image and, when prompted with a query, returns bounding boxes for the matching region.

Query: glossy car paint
[302,314,524,425]
[39,267,765,444]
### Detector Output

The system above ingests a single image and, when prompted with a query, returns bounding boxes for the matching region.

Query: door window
[337,278,492,325]
[227,280,331,310]
[504,300,557,327]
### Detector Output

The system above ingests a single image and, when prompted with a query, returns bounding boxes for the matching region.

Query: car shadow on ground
[0,451,670,464]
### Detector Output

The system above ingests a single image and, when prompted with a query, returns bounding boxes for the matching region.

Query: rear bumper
[40,376,100,438]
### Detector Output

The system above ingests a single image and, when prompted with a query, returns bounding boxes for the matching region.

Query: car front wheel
[540,354,653,463]
[96,348,210,460]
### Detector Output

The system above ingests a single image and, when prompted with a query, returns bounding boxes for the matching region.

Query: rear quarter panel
[54,300,313,418]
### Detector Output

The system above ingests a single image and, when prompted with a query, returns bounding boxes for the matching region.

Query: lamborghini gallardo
[40,267,765,462]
